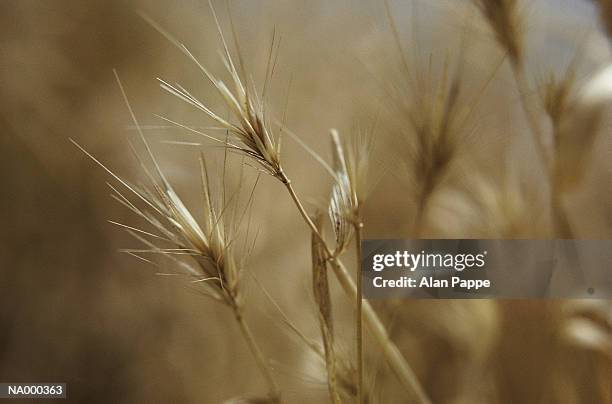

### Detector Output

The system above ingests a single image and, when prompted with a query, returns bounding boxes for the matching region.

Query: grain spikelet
[328,129,370,254]
[155,1,284,181]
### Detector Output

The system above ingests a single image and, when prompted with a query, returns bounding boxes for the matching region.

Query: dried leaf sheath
[311,215,342,404]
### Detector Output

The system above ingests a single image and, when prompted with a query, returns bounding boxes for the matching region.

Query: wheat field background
[1,0,611,403]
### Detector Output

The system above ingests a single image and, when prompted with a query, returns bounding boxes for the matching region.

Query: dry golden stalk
[282,136,430,403]
[311,214,342,404]
[73,71,282,403]
[328,128,371,403]
[74,140,281,402]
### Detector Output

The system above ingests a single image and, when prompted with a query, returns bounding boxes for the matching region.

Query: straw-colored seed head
[402,58,466,219]
[328,129,370,254]
[157,3,284,181]
[128,158,243,307]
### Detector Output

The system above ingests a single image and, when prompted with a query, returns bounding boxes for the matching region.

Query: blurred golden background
[1,0,611,402]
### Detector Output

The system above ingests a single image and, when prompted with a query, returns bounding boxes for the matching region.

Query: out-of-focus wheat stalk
[473,0,549,174]
[473,0,612,238]
[385,0,506,236]
[540,64,577,237]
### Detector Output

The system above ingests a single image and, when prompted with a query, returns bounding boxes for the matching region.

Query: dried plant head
[473,0,523,65]
[151,1,285,182]
[399,55,471,221]
[71,72,261,310]
[554,65,612,192]
[76,135,252,308]
[328,128,372,254]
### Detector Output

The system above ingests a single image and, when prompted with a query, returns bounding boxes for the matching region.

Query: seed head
[328,129,371,254]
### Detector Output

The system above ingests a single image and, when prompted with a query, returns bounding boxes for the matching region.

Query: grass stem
[282,177,431,404]
[354,221,364,404]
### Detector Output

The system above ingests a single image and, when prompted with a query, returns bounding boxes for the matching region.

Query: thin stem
[234,309,281,403]
[354,221,364,404]
[282,178,431,404]
[311,215,342,404]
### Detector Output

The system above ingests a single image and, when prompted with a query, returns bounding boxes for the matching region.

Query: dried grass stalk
[73,71,281,403]
[143,5,430,402]
[311,214,342,404]
[328,128,372,403]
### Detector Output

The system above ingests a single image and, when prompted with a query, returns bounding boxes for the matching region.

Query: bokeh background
[1,0,611,402]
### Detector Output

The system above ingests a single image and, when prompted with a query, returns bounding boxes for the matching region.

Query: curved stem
[283,179,431,404]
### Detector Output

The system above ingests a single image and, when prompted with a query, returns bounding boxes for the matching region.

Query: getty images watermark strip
[362,240,612,299]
